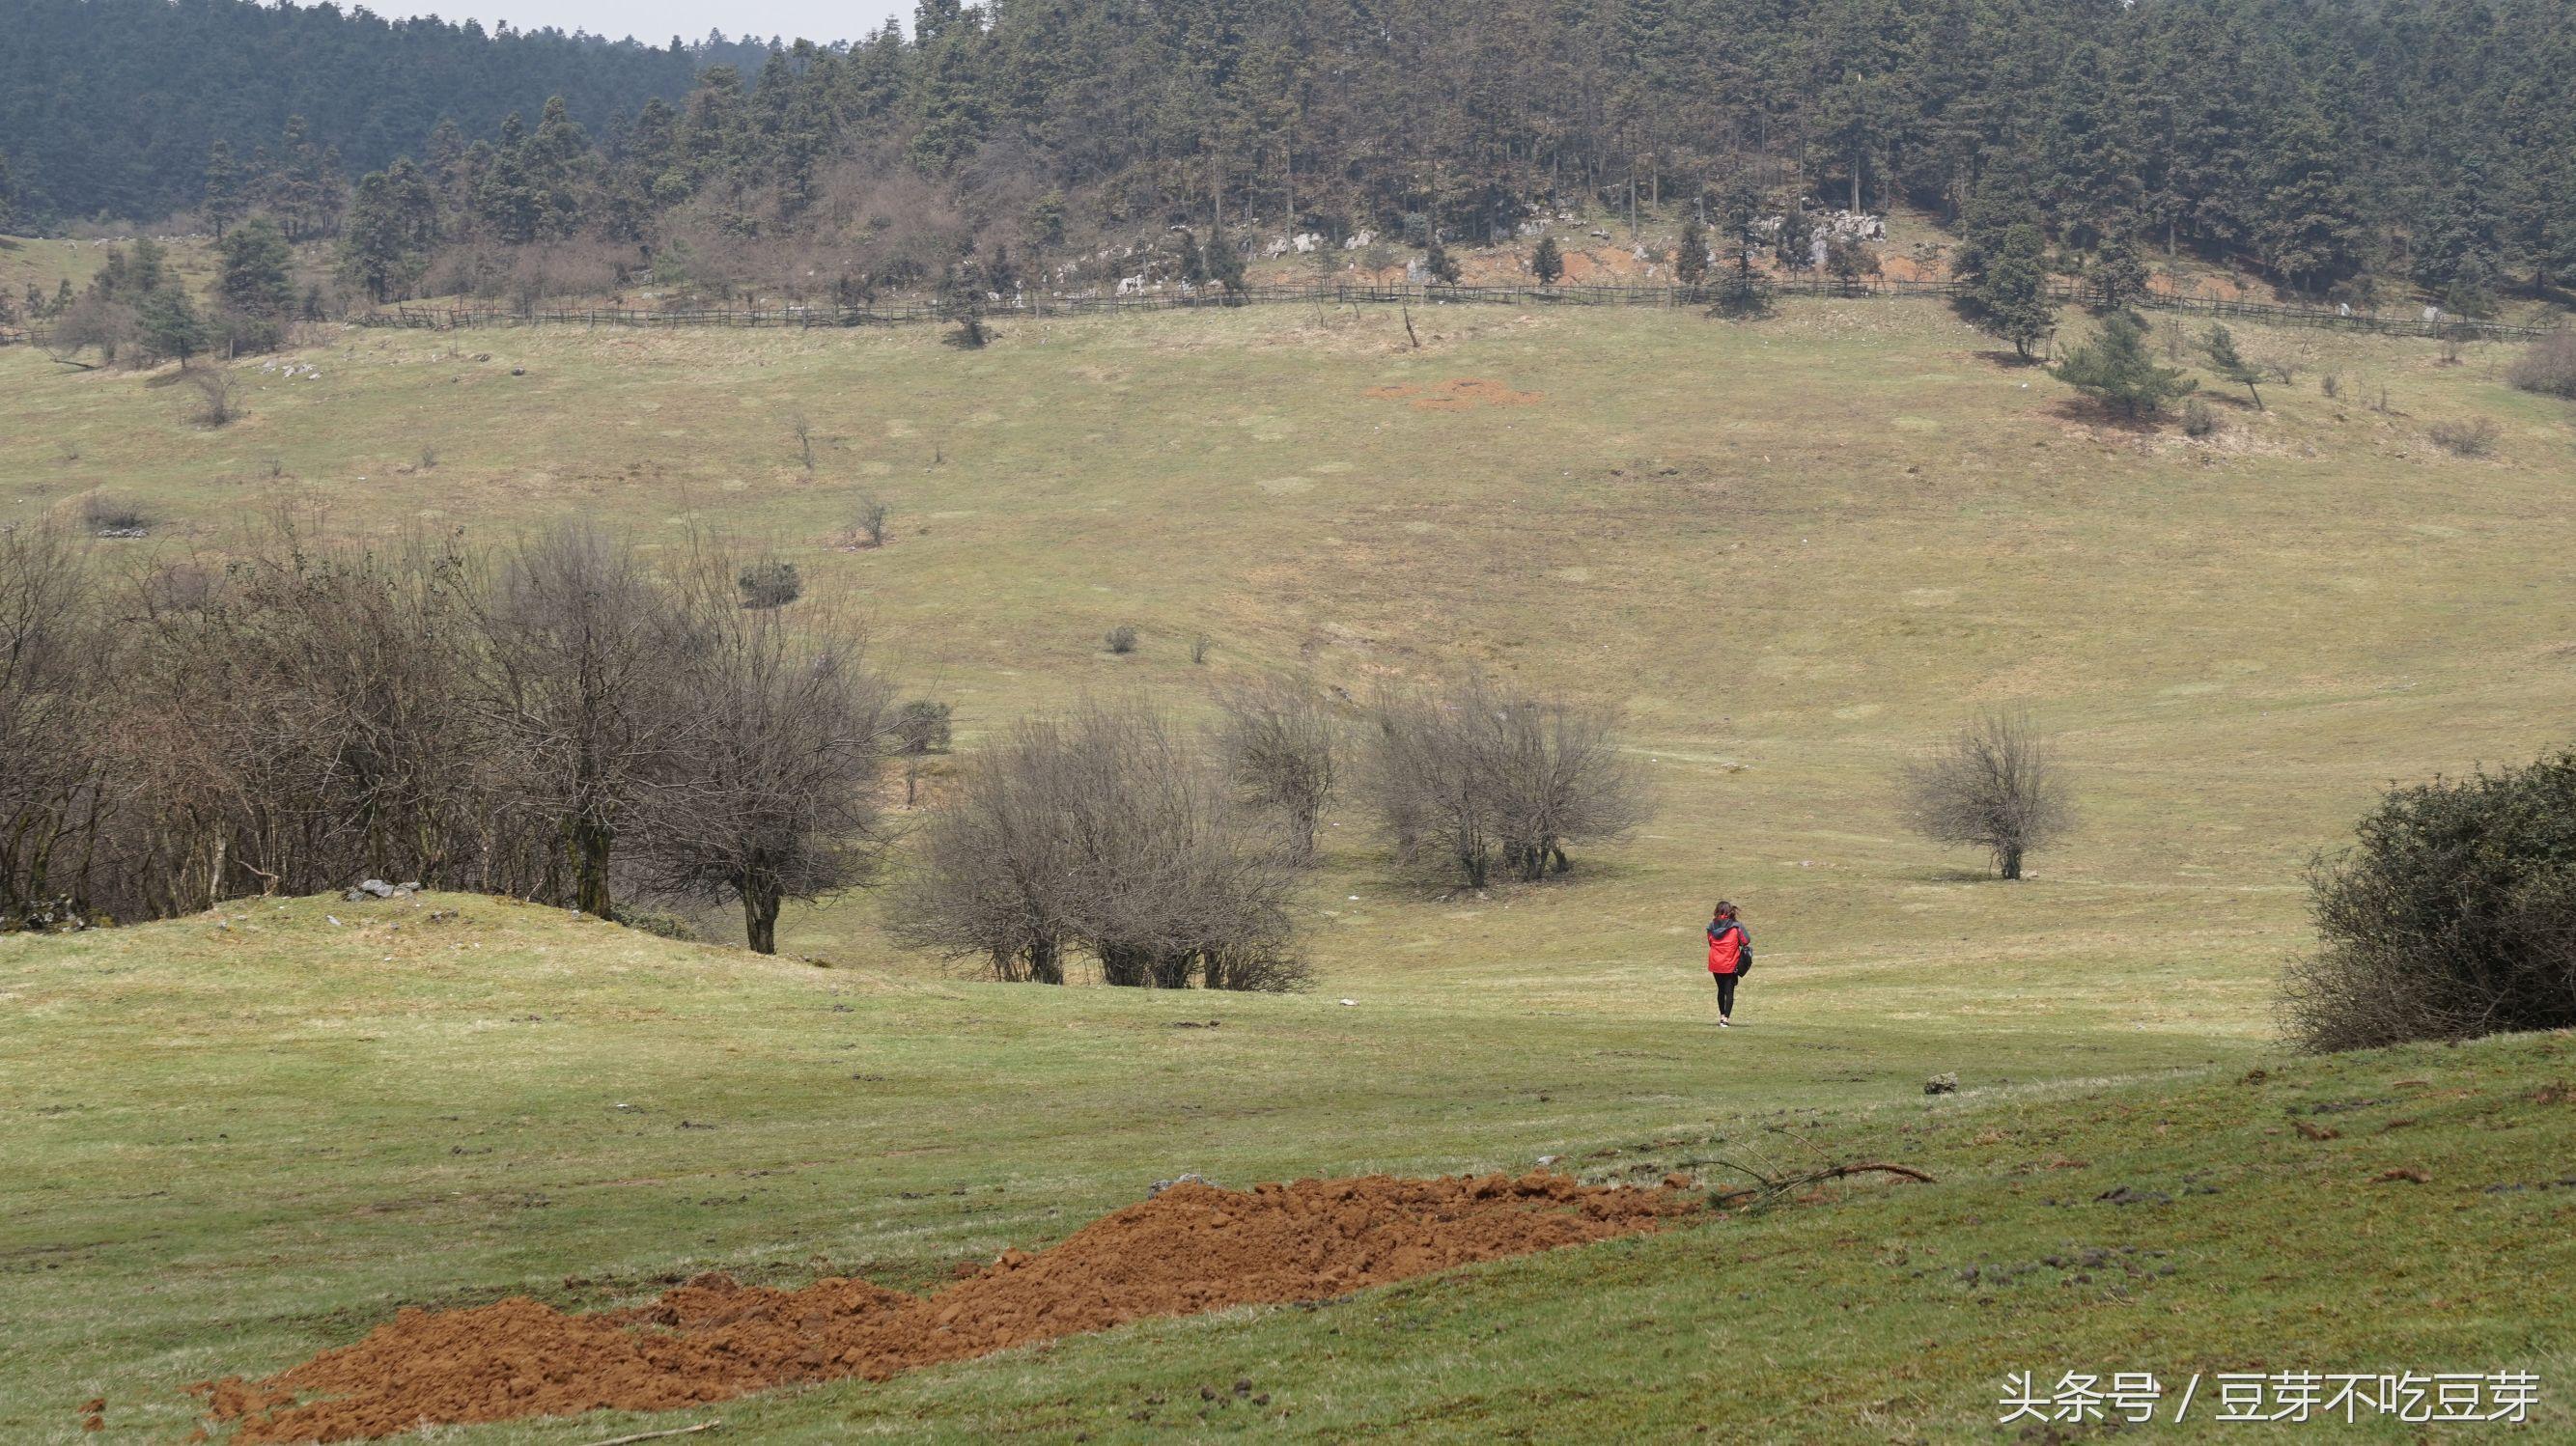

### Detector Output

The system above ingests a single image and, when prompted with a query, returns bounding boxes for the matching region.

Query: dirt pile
[197,1171,1697,1442]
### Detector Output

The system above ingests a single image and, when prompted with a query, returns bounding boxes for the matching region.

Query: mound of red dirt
[196,1171,1697,1442]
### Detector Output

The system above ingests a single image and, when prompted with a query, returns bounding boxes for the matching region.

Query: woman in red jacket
[1707,902,1752,1026]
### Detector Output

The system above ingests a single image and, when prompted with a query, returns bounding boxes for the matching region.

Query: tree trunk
[1028,936,1064,985]
[2000,846,2025,880]
[742,880,781,955]
[571,816,612,916]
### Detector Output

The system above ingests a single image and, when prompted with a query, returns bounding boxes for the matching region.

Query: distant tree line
[0,0,768,223]
[9,0,2572,311]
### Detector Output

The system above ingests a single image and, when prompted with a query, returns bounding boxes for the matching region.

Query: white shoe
[1718,1018,1731,1028]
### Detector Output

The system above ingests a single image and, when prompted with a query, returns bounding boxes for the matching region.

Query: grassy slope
[2,298,2573,1438]
[4,897,2571,1442]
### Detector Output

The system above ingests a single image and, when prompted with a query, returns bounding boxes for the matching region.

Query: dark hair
[1713,901,1736,919]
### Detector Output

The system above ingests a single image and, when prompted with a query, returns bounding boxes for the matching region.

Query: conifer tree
[2085,236,2149,314]
[1974,225,2055,360]
[2201,324,2264,408]
[1424,234,1460,284]
[201,141,242,238]
[2053,312,2196,420]
[1531,235,1563,286]
[219,215,295,319]
[1675,216,1709,286]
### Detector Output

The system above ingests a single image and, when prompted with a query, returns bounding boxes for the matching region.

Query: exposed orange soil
[1363,377,1545,410]
[195,1172,1698,1443]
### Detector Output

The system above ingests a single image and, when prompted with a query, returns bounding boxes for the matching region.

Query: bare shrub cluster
[2425,416,2502,458]
[2282,751,2576,1052]
[0,518,895,951]
[887,699,1305,990]
[1362,674,1651,889]
[2506,332,2576,400]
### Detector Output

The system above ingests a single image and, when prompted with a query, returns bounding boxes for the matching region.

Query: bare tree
[475,522,687,917]
[1899,709,2075,880]
[854,491,889,548]
[1212,675,1341,867]
[102,516,544,917]
[636,548,898,954]
[182,365,238,426]
[888,699,1304,989]
[787,412,816,472]
[1363,674,1650,888]
[884,712,1086,983]
[1485,690,1653,881]
[0,522,124,925]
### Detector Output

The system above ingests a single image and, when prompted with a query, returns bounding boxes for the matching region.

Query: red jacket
[1707,920,1750,975]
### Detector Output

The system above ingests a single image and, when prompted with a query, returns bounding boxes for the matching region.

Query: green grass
[3,296,2574,1439]
[4,898,2571,1442]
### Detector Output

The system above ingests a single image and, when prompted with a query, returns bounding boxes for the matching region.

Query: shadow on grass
[2045,397,2173,435]
[1892,866,2004,884]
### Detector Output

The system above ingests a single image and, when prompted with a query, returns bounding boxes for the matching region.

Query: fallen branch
[578,1423,719,1446]
[1690,1158,1937,1210]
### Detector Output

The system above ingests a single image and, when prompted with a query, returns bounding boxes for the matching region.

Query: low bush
[2425,417,2501,458]
[2282,751,2576,1052]
[894,699,953,755]
[2506,331,2576,400]
[1104,624,1140,654]
[2182,398,2217,437]
[737,559,802,609]
[79,493,153,535]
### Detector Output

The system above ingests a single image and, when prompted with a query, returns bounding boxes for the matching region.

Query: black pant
[1714,971,1739,1016]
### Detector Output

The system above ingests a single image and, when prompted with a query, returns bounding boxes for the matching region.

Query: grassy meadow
[4,291,2575,1440]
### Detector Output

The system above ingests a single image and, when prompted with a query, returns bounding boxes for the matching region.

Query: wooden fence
[6,279,2553,350]
[360,276,2560,344]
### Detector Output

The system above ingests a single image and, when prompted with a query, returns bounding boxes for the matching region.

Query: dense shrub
[1103,624,1140,654]
[893,699,953,755]
[736,559,802,609]
[2506,332,2576,400]
[79,493,153,535]
[2282,752,2576,1052]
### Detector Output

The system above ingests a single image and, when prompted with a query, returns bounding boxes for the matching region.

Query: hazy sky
[359,0,909,46]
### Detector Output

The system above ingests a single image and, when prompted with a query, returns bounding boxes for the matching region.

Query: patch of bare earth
[194,1172,1697,1443]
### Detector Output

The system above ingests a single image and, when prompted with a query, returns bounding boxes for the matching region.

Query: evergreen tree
[202,141,242,237]
[1424,234,1460,284]
[2413,155,2506,300]
[2053,312,2196,419]
[137,284,207,361]
[1205,230,1246,292]
[0,147,14,233]
[1717,176,1761,280]
[1531,235,1563,286]
[1776,201,1814,277]
[1974,225,2055,360]
[2085,236,2149,314]
[1675,216,1709,286]
[340,172,422,302]
[2253,105,2362,295]
[1173,228,1207,285]
[2201,324,2264,408]
[218,216,295,318]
